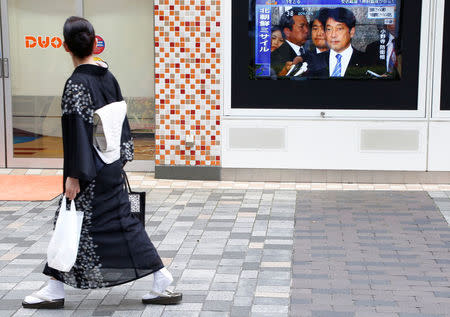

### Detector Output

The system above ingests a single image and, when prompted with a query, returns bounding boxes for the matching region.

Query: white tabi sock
[142,267,174,300]
[24,279,65,304]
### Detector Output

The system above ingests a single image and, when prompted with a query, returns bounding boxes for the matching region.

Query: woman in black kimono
[22,16,182,309]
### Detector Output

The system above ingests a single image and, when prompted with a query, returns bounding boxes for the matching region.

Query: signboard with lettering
[25,36,62,49]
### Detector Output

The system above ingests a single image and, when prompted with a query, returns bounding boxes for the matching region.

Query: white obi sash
[93,101,127,164]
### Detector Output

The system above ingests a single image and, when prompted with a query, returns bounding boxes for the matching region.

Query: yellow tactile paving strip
[0,169,449,191]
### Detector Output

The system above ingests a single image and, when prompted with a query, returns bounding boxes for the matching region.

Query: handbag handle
[61,195,67,210]
[122,171,132,193]
[61,195,77,211]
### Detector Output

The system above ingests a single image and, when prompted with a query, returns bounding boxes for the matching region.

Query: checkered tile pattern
[154,1,222,167]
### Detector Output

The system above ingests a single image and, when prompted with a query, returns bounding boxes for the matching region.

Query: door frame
[431,0,450,118]
[0,5,4,168]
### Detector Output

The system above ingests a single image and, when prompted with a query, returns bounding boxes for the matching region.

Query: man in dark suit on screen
[365,19,400,78]
[309,8,329,55]
[309,7,367,79]
[271,7,312,76]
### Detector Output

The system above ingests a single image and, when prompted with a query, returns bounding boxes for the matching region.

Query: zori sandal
[22,293,64,309]
[142,290,182,305]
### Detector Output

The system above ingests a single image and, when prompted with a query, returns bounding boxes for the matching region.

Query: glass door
[84,0,155,171]
[1,0,155,170]
[2,0,79,168]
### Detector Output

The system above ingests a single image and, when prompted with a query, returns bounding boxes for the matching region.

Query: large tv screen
[251,0,402,80]
[232,0,421,110]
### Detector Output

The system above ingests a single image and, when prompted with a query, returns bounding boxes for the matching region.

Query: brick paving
[292,191,450,317]
[0,188,447,316]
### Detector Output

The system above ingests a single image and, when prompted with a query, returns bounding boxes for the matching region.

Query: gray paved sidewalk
[293,191,450,317]
[0,189,448,317]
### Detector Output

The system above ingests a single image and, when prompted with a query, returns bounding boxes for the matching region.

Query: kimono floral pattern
[120,139,134,164]
[62,80,94,124]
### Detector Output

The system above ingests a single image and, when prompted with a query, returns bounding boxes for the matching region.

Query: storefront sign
[94,35,105,55]
[25,36,62,49]
[24,35,105,53]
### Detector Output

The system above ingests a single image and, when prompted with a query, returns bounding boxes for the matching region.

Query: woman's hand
[65,177,80,200]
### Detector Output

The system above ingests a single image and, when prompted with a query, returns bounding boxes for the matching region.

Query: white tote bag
[47,196,84,272]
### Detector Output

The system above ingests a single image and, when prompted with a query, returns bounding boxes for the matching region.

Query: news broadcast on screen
[251,0,401,80]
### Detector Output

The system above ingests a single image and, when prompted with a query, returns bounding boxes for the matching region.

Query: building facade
[1,0,450,183]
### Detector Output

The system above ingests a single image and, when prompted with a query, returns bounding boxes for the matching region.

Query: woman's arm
[61,79,97,182]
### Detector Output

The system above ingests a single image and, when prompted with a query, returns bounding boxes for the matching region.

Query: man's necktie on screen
[387,39,397,73]
[331,54,342,77]
[299,46,305,56]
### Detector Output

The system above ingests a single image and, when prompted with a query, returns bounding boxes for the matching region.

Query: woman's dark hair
[63,16,96,58]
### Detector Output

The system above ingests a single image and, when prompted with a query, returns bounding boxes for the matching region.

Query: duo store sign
[25,35,105,54]
[25,36,62,49]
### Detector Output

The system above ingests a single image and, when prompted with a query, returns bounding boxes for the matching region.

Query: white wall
[222,119,428,171]
[428,122,450,171]
[428,0,450,171]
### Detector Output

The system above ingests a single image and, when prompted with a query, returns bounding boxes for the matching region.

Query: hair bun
[63,16,96,58]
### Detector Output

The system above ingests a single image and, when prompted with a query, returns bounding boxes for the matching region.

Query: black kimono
[43,63,164,289]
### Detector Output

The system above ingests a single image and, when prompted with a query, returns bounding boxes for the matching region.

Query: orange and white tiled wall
[154,0,222,167]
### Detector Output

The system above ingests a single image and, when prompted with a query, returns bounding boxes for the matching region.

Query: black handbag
[123,171,146,226]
